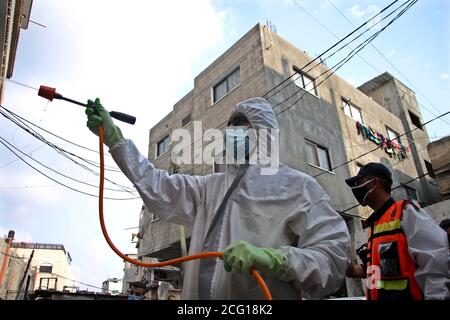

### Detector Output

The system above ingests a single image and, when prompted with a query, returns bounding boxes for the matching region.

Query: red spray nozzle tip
[38,85,57,101]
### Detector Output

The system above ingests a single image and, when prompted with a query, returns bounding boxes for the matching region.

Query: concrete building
[422,136,450,225]
[11,241,76,293]
[0,233,37,300]
[0,0,33,103]
[135,23,440,297]
[102,277,122,295]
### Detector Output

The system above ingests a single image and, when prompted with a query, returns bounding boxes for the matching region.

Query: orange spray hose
[98,126,272,300]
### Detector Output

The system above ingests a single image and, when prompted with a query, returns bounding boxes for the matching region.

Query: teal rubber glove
[85,98,124,148]
[223,240,285,277]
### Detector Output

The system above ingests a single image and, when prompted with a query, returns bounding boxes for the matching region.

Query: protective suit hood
[228,97,278,130]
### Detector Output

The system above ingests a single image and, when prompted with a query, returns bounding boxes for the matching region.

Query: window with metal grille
[213,68,241,103]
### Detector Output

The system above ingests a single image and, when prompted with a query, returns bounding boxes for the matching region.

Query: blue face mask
[128,294,144,300]
[225,127,250,160]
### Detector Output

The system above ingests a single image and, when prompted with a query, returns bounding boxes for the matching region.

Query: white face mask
[350,178,376,206]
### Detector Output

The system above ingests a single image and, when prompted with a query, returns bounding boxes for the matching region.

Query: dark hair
[366,176,392,193]
[379,179,392,193]
[439,219,450,230]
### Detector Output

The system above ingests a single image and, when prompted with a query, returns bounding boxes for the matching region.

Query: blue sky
[1,0,449,291]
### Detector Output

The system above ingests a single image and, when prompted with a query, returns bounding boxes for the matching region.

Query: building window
[386,126,401,144]
[408,110,423,130]
[157,135,170,157]
[39,265,53,273]
[305,140,332,171]
[39,277,57,290]
[213,67,241,103]
[342,99,363,123]
[294,68,317,96]
[404,185,419,202]
[181,114,192,127]
[424,160,435,179]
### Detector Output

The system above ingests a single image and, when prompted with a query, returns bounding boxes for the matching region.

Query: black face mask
[351,179,376,206]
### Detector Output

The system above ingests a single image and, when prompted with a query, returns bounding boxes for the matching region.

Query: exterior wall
[358,75,440,205]
[0,0,31,103]
[427,136,450,199]
[0,236,37,299]
[12,246,75,292]
[122,254,139,293]
[139,24,270,259]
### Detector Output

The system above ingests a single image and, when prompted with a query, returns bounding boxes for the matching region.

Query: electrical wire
[326,0,450,126]
[338,162,449,216]
[0,138,140,200]
[262,0,402,101]
[1,105,113,157]
[273,0,418,114]
[0,135,134,193]
[313,110,450,179]
[151,0,415,175]
[0,107,138,195]
[163,0,421,177]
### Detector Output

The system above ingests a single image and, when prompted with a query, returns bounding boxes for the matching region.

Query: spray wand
[38,85,136,125]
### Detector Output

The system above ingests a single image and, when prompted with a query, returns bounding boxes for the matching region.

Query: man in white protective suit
[85,96,351,300]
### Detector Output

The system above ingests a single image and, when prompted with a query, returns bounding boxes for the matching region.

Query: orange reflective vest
[366,200,423,300]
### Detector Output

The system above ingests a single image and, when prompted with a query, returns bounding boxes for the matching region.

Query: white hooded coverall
[110,97,351,299]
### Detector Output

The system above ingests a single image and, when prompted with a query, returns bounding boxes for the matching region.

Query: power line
[2,105,113,157]
[48,272,112,293]
[0,107,138,195]
[291,0,381,75]
[338,162,448,216]
[0,135,134,193]
[0,138,140,200]
[155,0,415,171]
[0,143,45,168]
[313,109,450,179]
[326,0,450,126]
[273,0,418,114]
[0,249,27,260]
[263,0,402,101]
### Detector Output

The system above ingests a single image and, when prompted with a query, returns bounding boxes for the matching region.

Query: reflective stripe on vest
[376,279,408,291]
[373,219,401,234]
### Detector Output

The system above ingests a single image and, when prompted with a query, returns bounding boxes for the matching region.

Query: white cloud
[348,5,367,19]
[347,4,381,30]
[440,73,449,80]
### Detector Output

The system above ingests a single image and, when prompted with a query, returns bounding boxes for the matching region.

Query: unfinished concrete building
[135,23,440,297]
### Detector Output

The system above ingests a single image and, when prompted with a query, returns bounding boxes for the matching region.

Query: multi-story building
[102,277,122,295]
[0,0,33,103]
[135,23,440,297]
[11,241,76,292]
[0,232,37,300]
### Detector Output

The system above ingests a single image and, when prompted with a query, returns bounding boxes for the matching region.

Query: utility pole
[15,250,34,300]
[0,230,15,285]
